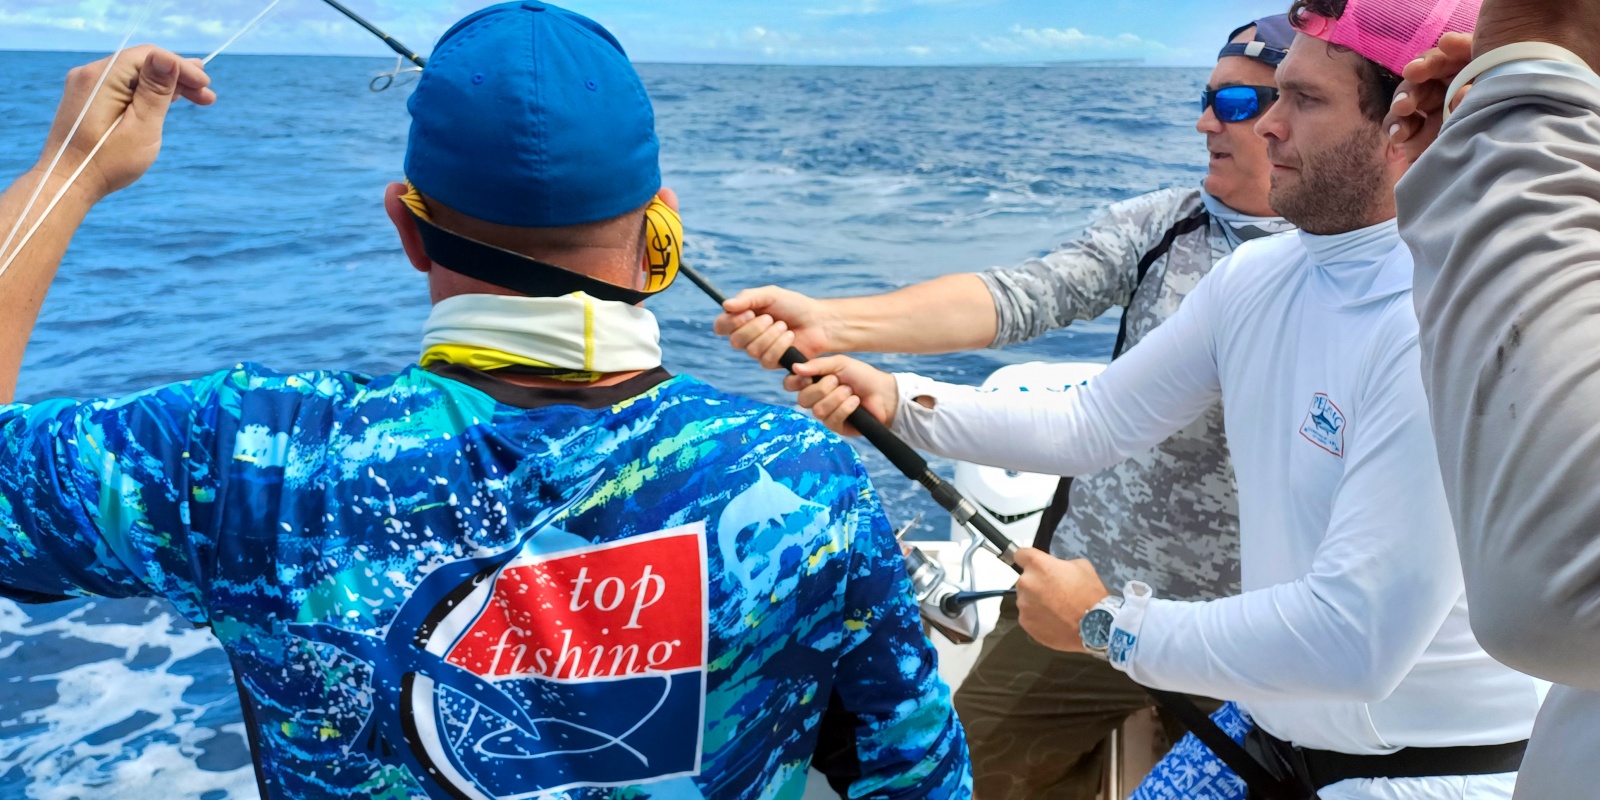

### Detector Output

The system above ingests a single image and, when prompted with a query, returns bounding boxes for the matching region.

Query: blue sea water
[0,51,1209,798]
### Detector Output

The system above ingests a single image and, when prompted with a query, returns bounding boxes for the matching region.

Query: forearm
[0,169,97,404]
[890,376,1147,476]
[1123,588,1405,704]
[889,294,1220,476]
[824,273,998,354]
[1400,69,1600,688]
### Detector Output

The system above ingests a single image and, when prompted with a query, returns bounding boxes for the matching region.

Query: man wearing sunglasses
[715,16,1296,799]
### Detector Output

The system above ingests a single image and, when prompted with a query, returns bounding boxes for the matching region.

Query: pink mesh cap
[1298,0,1482,75]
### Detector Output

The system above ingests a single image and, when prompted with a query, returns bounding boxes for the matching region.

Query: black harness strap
[1032,207,1212,553]
[1153,688,1310,799]
[1032,477,1074,551]
[1111,209,1212,359]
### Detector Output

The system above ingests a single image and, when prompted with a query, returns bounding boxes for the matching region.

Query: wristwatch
[1079,595,1124,660]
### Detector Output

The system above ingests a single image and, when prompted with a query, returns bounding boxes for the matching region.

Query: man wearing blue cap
[0,4,970,799]
[716,17,1296,799]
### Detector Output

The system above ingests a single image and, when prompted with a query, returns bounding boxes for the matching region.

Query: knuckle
[66,66,93,90]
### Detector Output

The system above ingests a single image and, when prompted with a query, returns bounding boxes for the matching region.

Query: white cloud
[804,0,885,17]
[803,0,995,18]
[0,9,106,34]
[978,24,1168,57]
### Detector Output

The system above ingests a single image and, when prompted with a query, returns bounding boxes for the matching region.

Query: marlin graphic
[1311,408,1340,435]
[717,466,825,587]
[286,474,602,792]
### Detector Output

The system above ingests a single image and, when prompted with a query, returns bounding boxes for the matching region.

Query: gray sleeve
[980,188,1195,348]
[1396,66,1600,691]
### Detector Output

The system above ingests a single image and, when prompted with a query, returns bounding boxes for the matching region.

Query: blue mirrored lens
[1212,87,1261,122]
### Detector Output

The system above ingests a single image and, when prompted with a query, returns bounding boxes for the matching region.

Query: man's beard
[1269,125,1388,235]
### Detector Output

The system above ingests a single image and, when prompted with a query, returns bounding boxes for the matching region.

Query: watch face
[1080,608,1117,651]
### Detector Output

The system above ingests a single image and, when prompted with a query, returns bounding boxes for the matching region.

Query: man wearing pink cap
[1384,0,1600,797]
[770,0,1545,797]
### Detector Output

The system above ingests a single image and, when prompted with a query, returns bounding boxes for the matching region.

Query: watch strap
[1107,581,1152,671]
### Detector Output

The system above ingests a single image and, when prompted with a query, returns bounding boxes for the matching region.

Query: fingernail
[1394,92,1408,104]
[151,55,177,78]
[1389,123,1401,137]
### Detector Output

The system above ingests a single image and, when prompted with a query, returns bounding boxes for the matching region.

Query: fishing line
[0,0,160,273]
[202,0,286,66]
[0,0,283,282]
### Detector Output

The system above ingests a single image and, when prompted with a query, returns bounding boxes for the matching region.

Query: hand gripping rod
[679,264,1021,569]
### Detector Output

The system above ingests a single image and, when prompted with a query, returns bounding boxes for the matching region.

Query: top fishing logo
[293,522,709,799]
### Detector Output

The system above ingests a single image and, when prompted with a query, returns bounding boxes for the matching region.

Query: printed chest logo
[290,515,708,800]
[420,525,707,799]
[1299,393,1346,458]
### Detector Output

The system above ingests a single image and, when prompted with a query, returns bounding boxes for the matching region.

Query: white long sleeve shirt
[892,223,1540,754]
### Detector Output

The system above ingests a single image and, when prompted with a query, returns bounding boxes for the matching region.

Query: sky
[0,0,1291,66]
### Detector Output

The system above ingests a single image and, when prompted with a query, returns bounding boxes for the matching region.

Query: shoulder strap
[1032,478,1074,551]
[1034,206,1214,548]
[1111,208,1212,359]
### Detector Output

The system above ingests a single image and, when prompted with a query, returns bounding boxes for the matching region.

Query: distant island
[1040,58,1147,67]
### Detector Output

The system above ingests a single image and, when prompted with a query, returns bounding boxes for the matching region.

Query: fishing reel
[898,516,1017,645]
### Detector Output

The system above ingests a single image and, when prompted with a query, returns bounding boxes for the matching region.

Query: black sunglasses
[1201,86,1280,123]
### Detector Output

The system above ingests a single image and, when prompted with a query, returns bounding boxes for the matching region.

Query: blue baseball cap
[405,1,662,228]
[1219,14,1295,67]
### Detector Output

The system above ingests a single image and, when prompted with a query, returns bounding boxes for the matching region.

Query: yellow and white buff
[421,293,663,382]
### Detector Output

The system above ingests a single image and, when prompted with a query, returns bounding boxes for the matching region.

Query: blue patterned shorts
[1130,702,1252,800]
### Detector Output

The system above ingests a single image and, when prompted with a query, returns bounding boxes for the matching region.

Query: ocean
[0,51,1209,798]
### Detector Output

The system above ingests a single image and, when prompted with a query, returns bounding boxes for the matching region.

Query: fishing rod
[679,264,1021,568]
[318,0,427,69]
[319,9,1305,797]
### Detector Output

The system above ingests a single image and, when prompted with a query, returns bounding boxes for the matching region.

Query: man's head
[383,2,677,304]
[1198,16,1293,217]
[1257,0,1479,235]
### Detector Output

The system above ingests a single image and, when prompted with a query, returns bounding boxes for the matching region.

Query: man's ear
[385,182,432,273]
[1383,126,1414,176]
[659,186,679,214]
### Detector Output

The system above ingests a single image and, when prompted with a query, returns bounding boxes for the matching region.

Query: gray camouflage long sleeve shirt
[976,187,1243,601]
[1397,59,1600,800]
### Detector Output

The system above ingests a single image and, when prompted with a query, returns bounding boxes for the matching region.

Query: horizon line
[0,47,1209,70]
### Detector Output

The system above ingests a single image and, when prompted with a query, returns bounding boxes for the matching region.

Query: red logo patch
[446,525,708,682]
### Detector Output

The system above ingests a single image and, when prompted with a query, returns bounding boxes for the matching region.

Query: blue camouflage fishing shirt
[0,363,970,799]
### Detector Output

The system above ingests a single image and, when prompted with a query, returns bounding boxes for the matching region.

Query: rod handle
[776,346,1022,571]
